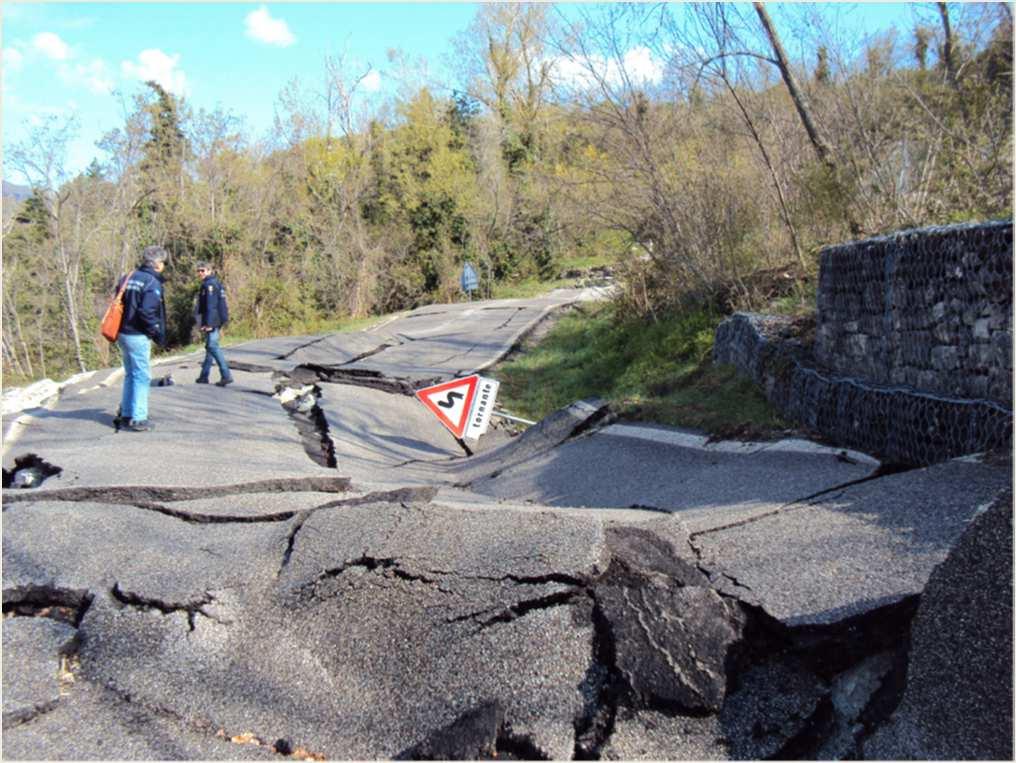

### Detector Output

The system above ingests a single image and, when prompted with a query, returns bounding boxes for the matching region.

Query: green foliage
[233,277,314,337]
[3,6,1010,387]
[494,304,786,435]
[140,80,188,177]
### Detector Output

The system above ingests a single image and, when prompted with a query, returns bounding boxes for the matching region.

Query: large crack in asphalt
[276,334,333,361]
[110,583,230,632]
[3,585,95,627]
[687,460,918,542]
[269,378,337,468]
[2,476,352,507]
[289,365,438,397]
[277,487,439,576]
[492,306,526,331]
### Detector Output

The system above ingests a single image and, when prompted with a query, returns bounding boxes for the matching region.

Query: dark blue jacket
[118,266,167,346]
[194,275,229,329]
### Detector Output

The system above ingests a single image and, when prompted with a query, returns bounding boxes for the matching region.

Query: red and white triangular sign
[415,375,479,439]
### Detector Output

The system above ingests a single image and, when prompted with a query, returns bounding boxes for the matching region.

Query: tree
[7,115,100,373]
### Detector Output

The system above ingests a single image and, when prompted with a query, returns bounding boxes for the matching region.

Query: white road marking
[599,423,880,465]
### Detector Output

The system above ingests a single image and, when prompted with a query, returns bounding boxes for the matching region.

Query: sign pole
[491,410,536,426]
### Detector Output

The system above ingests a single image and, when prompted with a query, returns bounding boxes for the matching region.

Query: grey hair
[196,261,213,271]
[142,245,168,267]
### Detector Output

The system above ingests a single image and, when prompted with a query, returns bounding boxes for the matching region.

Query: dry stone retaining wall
[714,220,1013,465]
[713,313,1012,466]
[815,220,1012,404]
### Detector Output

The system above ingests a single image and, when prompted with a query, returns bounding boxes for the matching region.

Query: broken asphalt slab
[314,383,465,482]
[467,421,878,528]
[3,616,78,729]
[2,367,334,489]
[691,456,1011,626]
[863,489,1013,760]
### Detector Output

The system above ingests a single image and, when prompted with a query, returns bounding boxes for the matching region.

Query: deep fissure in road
[3,585,94,627]
[272,379,337,468]
[109,583,230,632]
[2,476,352,506]
[563,526,921,760]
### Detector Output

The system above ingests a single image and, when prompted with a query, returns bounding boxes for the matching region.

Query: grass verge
[492,302,788,439]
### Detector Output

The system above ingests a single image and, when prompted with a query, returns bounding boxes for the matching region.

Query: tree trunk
[753,3,836,170]
[57,238,88,374]
[753,2,861,235]
[3,281,35,377]
[937,2,970,122]
[3,335,27,379]
[937,3,959,87]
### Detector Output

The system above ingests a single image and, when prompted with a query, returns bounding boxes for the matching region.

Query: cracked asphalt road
[3,289,1012,760]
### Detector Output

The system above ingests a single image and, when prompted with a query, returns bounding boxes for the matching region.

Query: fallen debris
[2,453,62,489]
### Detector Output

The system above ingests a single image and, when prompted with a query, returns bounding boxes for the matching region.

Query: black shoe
[196,377,209,384]
[124,419,154,432]
[215,378,233,387]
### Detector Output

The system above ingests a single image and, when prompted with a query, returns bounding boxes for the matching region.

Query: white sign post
[463,377,499,440]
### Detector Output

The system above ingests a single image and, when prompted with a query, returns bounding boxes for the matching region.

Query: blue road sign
[460,262,479,293]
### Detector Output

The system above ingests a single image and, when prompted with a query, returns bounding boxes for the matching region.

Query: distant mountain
[2,181,32,202]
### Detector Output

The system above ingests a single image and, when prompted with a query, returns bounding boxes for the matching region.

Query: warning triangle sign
[415,375,479,439]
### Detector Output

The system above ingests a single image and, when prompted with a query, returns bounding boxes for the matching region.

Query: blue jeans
[118,332,151,422]
[199,328,232,381]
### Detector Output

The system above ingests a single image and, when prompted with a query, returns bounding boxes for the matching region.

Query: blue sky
[2,2,919,184]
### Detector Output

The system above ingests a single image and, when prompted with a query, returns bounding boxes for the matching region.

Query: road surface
[2,289,1011,760]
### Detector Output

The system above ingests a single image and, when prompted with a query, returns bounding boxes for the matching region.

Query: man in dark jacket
[193,262,234,386]
[116,245,169,432]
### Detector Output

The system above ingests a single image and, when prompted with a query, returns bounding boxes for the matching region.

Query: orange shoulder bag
[100,271,134,343]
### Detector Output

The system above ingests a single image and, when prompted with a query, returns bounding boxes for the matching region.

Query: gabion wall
[816,220,1013,404]
[714,313,1012,466]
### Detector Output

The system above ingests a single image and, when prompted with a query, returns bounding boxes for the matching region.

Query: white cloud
[244,6,295,47]
[33,32,72,61]
[550,56,598,90]
[361,69,381,92]
[61,58,114,95]
[622,47,665,85]
[3,47,24,72]
[550,47,665,92]
[121,49,187,95]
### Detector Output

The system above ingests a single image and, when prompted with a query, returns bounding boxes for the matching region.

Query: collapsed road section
[6,490,1007,760]
[1,285,1010,760]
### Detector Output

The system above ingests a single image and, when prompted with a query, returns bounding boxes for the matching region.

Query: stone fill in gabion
[714,313,1012,466]
[816,220,1012,404]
